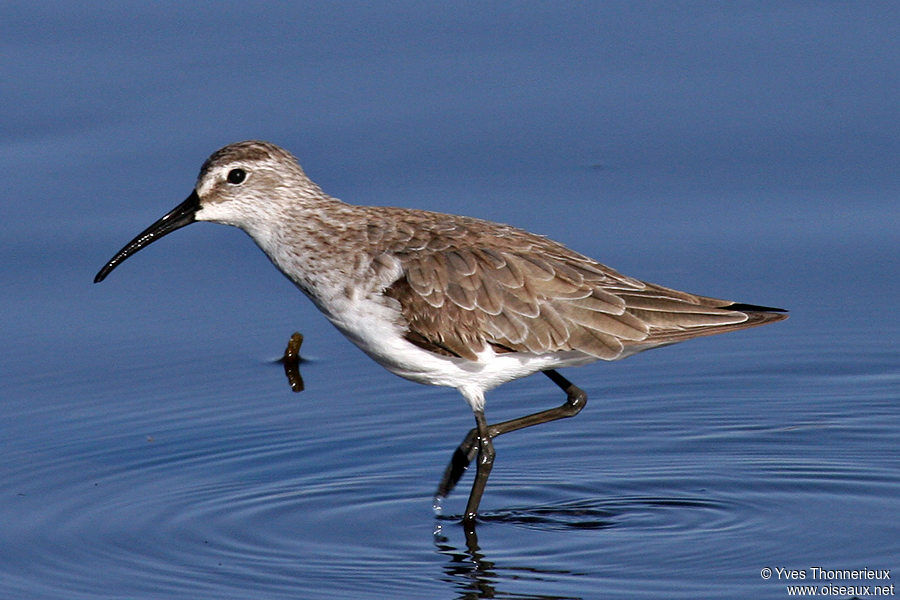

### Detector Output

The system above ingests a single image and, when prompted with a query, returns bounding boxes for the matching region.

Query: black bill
[94,190,201,283]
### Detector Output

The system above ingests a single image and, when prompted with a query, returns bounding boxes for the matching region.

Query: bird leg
[437,369,588,519]
[435,429,480,500]
[463,410,494,525]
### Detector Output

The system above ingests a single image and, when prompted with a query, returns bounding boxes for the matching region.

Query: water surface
[3,3,898,598]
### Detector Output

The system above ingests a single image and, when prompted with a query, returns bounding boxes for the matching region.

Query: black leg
[462,410,494,526]
[435,428,479,499]
[435,369,588,516]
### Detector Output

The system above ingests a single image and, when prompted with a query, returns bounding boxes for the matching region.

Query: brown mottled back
[366,206,786,361]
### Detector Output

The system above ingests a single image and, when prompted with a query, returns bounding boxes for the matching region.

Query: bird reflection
[433,521,583,600]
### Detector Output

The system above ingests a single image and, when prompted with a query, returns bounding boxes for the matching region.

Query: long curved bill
[94,190,201,283]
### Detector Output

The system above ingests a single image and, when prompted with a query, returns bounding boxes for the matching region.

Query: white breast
[314,289,595,410]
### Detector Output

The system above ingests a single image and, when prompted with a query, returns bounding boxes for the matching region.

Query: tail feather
[725,302,788,314]
[626,301,788,349]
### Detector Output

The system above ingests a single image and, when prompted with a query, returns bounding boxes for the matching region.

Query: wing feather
[372,208,785,362]
[445,281,476,310]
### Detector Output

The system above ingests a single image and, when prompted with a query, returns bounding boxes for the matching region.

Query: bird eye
[227,168,247,184]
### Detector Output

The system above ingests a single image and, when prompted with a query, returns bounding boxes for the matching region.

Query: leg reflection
[433,523,582,600]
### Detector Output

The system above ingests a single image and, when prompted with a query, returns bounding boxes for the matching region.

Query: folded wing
[375,214,786,361]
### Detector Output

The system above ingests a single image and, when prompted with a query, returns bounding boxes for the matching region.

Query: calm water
[3,3,898,599]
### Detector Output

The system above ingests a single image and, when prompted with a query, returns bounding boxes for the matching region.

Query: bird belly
[317,293,596,406]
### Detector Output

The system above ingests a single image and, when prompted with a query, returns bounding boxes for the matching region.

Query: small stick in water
[282,332,304,393]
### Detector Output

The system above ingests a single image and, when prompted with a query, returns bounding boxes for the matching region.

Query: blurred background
[3,3,897,599]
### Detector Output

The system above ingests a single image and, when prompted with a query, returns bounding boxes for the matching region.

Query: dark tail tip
[727,302,788,313]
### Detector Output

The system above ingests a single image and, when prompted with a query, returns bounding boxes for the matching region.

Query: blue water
[3,3,898,598]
